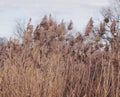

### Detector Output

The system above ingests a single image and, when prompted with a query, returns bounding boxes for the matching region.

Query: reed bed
[0,16,120,97]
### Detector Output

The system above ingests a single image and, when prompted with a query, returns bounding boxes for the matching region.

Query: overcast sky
[0,0,109,38]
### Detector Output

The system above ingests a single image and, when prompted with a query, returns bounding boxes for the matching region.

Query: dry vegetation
[0,15,120,97]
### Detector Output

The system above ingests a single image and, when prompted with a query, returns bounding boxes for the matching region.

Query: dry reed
[0,16,120,97]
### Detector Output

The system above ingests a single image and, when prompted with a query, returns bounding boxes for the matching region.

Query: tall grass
[0,16,120,97]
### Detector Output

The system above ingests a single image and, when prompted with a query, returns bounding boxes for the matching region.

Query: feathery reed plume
[48,14,55,26]
[110,20,116,35]
[40,15,49,30]
[75,32,83,43]
[85,17,93,36]
[100,22,105,36]
[68,20,73,30]
[40,15,47,26]
[56,20,66,41]
[23,18,33,43]
[33,25,41,40]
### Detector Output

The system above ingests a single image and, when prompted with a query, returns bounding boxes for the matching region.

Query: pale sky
[0,0,109,38]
